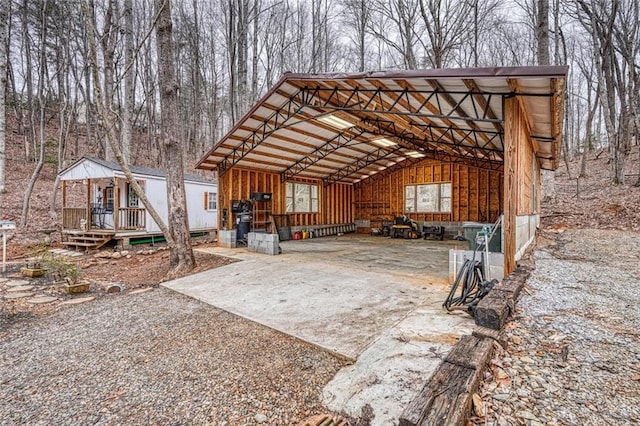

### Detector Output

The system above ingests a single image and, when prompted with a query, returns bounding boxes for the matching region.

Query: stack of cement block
[218,230,237,248]
[247,232,280,255]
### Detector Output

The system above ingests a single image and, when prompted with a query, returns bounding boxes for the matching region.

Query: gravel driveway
[476,228,640,425]
[0,288,344,425]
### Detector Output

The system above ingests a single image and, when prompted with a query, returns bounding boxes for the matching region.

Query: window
[286,182,319,213]
[104,187,114,212]
[127,183,140,208]
[205,192,217,210]
[404,183,452,213]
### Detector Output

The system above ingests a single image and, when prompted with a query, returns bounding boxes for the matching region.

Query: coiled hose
[443,250,497,316]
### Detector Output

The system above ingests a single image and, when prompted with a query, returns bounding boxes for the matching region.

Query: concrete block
[219,230,237,248]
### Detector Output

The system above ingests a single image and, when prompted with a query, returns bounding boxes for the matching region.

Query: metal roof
[61,157,214,184]
[197,66,567,184]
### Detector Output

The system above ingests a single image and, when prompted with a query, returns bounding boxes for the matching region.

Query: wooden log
[445,335,494,370]
[472,325,507,349]
[474,291,512,330]
[399,361,482,426]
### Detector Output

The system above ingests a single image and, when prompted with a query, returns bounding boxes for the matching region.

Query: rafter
[281,129,366,181]
[323,146,403,186]
[216,89,307,176]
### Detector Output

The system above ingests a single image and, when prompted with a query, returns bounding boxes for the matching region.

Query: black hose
[442,242,497,316]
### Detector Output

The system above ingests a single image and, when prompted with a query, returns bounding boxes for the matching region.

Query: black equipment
[423,225,445,240]
[250,192,272,202]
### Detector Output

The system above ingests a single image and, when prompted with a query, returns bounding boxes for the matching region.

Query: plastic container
[462,222,502,253]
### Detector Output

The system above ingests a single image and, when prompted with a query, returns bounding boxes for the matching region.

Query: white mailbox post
[1,220,16,273]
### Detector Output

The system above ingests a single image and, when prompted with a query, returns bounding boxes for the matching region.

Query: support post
[2,230,6,273]
[114,177,120,230]
[86,178,91,230]
[503,97,518,275]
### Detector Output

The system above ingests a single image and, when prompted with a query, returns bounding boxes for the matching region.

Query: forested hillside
[0,0,638,231]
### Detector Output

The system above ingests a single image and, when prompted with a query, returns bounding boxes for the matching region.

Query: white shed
[58,157,217,249]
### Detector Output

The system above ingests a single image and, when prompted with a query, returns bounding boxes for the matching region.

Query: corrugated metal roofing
[61,157,213,184]
[197,66,567,184]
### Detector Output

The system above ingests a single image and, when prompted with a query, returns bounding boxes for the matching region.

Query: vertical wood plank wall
[353,159,503,223]
[218,167,353,228]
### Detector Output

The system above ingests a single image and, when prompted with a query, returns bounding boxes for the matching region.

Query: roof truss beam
[323,146,403,186]
[281,128,366,181]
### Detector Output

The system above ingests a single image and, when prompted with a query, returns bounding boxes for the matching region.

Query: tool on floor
[443,215,502,316]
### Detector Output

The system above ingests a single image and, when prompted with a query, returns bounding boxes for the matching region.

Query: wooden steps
[62,231,114,251]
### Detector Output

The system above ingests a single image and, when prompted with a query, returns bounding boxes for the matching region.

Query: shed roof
[59,157,213,185]
[197,66,567,185]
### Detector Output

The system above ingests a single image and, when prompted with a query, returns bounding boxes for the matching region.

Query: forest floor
[469,150,640,425]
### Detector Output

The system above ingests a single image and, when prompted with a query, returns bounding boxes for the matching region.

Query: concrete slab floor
[162,234,475,424]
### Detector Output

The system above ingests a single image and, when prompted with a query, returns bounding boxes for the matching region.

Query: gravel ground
[474,228,640,425]
[0,288,345,425]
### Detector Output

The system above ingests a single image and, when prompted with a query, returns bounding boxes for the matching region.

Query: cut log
[474,291,512,330]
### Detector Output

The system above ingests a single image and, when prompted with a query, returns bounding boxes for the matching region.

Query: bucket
[293,231,302,240]
[302,230,309,239]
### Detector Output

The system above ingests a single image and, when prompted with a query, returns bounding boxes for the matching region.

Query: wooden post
[114,177,119,230]
[503,97,518,275]
[86,178,91,230]
[62,180,66,208]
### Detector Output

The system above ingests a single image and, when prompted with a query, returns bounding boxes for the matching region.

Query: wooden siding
[516,122,537,215]
[218,167,353,229]
[353,160,503,224]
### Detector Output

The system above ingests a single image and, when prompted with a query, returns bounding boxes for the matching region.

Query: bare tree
[574,0,639,184]
[0,0,8,194]
[342,0,372,71]
[20,0,49,226]
[155,0,195,274]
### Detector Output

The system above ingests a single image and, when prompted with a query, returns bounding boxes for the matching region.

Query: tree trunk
[536,0,555,203]
[0,0,7,194]
[121,0,134,163]
[80,0,174,250]
[21,0,49,227]
[155,0,195,275]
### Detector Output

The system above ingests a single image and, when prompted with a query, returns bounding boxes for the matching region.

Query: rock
[493,393,510,401]
[0,277,8,284]
[111,252,122,259]
[121,250,130,256]
[59,296,95,305]
[254,413,267,423]
[3,292,35,299]
[26,296,58,304]
[128,288,152,295]
[6,279,30,287]
[520,356,535,364]
[103,283,124,293]
[94,251,111,259]
[7,285,34,292]
[126,255,132,259]
[515,410,539,421]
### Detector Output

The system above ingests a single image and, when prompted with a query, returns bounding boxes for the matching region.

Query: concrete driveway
[163,234,474,424]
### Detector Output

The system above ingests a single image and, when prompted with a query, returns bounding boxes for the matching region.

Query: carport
[187,66,567,422]
[197,66,567,274]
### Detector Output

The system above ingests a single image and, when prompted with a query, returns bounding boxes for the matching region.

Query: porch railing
[62,208,87,230]
[118,208,146,230]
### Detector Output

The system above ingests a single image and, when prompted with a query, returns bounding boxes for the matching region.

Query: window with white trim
[404,183,452,213]
[285,182,319,213]
[205,192,217,210]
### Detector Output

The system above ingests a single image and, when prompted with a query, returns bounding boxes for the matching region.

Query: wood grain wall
[218,167,353,228]
[353,159,503,224]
